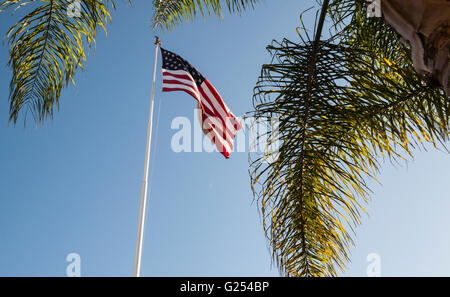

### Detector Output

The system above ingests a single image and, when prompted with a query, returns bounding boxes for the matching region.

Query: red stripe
[197,100,216,119]
[198,85,221,118]
[162,69,242,159]
[162,87,199,101]
[162,72,193,81]
[198,82,239,135]
[163,79,196,90]
[199,102,240,141]
[161,79,217,118]
[203,127,232,159]
[204,79,230,116]
[200,111,238,153]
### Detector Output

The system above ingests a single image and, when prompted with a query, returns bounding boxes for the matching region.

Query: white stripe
[201,108,239,139]
[195,91,216,118]
[162,82,236,141]
[199,82,240,135]
[162,69,193,77]
[163,68,239,153]
[206,119,234,149]
[201,115,235,150]
[163,70,229,124]
[162,69,197,89]
[199,91,224,119]
[162,69,209,107]
[162,77,197,89]
[162,83,200,99]
[200,90,238,136]
[206,82,233,114]
[207,126,233,154]
[200,82,229,120]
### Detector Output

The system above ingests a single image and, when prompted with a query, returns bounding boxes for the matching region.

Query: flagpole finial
[154,36,162,46]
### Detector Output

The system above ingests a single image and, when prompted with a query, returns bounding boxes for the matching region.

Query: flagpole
[133,36,161,277]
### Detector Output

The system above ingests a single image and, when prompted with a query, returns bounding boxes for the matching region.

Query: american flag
[161,48,242,159]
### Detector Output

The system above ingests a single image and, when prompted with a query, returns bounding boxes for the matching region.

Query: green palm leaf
[1,0,129,124]
[152,0,263,30]
[250,33,377,278]
[249,1,449,276]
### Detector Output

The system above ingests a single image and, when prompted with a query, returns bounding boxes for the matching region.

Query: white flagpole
[133,36,161,277]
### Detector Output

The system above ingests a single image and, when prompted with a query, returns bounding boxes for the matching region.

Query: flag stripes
[160,49,242,159]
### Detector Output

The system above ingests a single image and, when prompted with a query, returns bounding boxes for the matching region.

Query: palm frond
[250,36,379,278]
[152,0,263,30]
[1,0,129,124]
[249,1,449,277]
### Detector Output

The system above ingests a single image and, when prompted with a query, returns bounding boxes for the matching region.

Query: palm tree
[0,0,130,124]
[1,0,449,276]
[153,0,449,277]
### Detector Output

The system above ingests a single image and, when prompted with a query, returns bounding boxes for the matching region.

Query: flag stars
[161,48,205,85]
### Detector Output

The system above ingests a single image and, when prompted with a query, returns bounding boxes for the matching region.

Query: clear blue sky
[0,0,449,277]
